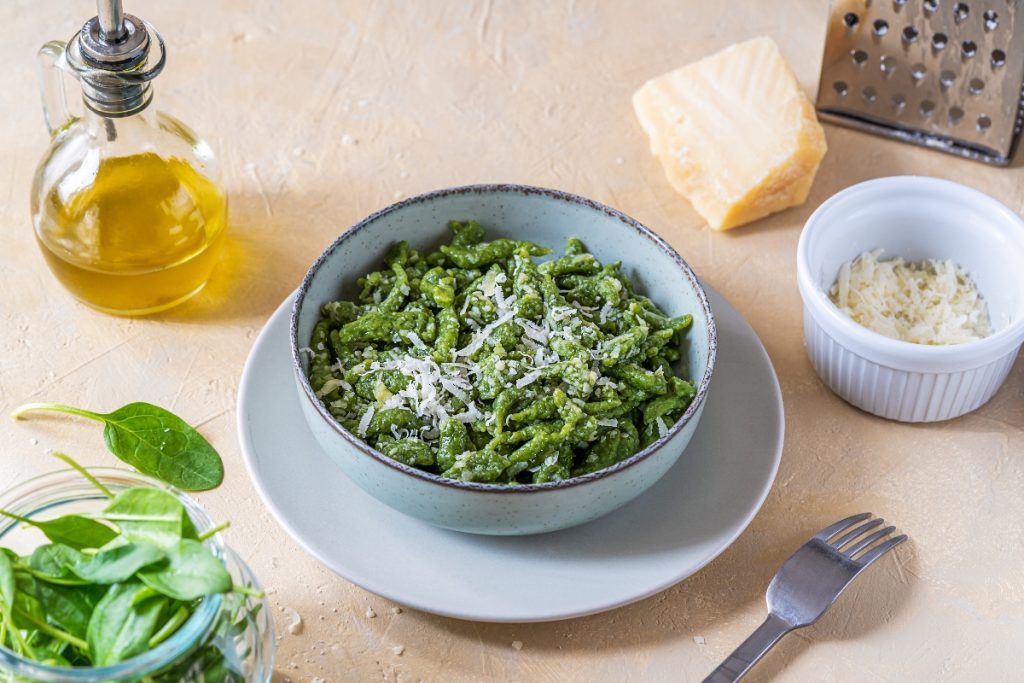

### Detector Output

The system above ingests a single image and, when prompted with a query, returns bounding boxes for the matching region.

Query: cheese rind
[633,36,827,231]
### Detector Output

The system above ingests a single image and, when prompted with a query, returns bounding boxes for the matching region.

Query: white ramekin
[797,176,1024,422]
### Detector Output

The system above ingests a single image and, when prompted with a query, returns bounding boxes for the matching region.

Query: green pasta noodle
[307,221,697,484]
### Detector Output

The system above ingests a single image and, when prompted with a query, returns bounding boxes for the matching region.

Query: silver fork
[704,513,908,682]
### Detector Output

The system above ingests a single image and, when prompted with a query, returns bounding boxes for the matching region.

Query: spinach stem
[232,583,266,599]
[13,605,88,650]
[22,567,88,586]
[0,601,36,660]
[148,605,190,648]
[0,509,37,528]
[10,402,106,423]
[95,513,179,523]
[51,451,114,499]
[197,521,231,542]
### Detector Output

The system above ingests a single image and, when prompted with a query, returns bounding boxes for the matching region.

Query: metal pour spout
[61,0,167,119]
[97,0,127,42]
[79,0,150,69]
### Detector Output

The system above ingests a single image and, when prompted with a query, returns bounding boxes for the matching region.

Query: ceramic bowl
[797,176,1024,422]
[290,184,716,535]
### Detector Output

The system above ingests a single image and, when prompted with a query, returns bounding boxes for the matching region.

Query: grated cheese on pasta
[829,250,992,345]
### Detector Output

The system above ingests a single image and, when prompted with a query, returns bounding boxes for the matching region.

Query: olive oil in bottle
[35,153,227,314]
[31,0,227,315]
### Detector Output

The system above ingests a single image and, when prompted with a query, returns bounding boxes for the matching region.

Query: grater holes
[891,94,907,111]
[834,81,849,96]
[962,40,977,58]
[920,99,936,117]
[880,55,898,75]
[949,106,965,124]
[940,70,956,88]
[977,114,992,131]
[932,32,948,50]
[983,10,998,30]
[954,2,969,22]
[873,19,890,36]
[968,78,984,95]
[893,0,908,6]
[852,49,869,66]
[924,0,939,13]
[863,86,878,103]
[992,49,1006,67]
[911,63,927,82]
[844,12,860,28]
[902,25,919,43]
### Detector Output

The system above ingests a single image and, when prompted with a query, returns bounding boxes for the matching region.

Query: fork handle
[702,613,793,683]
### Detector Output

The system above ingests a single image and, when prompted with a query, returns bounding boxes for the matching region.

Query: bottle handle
[37,40,73,136]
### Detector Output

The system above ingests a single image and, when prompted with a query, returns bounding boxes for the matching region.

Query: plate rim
[237,288,784,622]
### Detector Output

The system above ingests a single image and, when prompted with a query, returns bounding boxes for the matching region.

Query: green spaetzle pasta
[307,221,697,484]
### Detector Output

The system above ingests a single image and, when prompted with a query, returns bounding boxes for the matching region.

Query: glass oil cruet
[31,0,227,315]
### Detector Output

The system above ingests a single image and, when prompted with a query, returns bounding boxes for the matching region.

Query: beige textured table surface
[2,1,1023,681]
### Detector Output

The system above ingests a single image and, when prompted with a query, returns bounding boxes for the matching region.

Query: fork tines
[815,512,907,566]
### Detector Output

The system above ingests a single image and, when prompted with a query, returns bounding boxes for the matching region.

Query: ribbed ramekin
[797,176,1024,422]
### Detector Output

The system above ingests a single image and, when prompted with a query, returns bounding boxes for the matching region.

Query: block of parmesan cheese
[632,36,827,231]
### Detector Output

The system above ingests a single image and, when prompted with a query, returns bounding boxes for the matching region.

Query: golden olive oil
[34,153,227,315]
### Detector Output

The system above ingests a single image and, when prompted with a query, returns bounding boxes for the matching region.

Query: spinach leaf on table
[11,402,224,491]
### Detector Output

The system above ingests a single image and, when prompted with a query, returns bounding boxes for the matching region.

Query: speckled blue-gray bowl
[290,185,716,535]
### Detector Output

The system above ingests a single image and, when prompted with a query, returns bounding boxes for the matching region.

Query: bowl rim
[289,183,717,494]
[797,175,1024,371]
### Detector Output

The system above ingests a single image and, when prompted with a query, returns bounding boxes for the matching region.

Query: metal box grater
[816,0,1024,165]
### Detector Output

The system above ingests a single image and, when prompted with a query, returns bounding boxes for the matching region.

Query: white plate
[237,286,783,622]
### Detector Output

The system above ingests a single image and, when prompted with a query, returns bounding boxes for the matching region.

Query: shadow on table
[743,540,919,682]
[405,516,918,681]
[138,190,317,326]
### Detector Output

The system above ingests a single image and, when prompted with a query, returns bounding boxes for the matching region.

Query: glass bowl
[0,468,274,682]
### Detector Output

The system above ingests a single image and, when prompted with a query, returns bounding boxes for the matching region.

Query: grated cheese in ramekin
[829,250,992,346]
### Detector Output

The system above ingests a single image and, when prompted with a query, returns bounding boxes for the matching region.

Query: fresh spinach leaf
[0,510,117,550]
[28,634,64,655]
[0,466,244,669]
[0,551,14,609]
[35,582,106,640]
[139,539,232,601]
[29,544,89,585]
[87,581,168,666]
[11,574,46,631]
[99,487,196,548]
[34,644,72,668]
[70,543,165,584]
[11,402,224,491]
